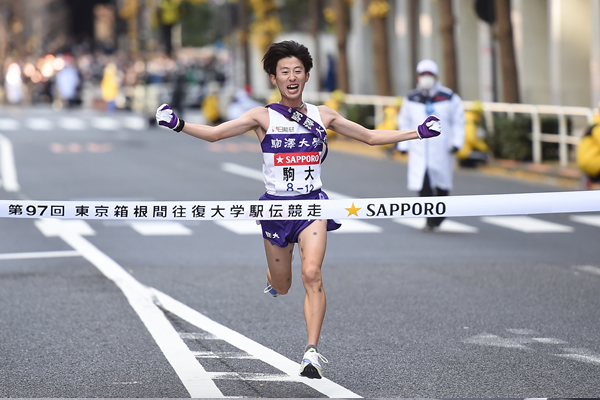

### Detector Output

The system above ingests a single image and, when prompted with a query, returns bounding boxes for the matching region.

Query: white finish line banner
[1,191,599,221]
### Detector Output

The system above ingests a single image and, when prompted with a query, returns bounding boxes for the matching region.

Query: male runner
[156,40,441,379]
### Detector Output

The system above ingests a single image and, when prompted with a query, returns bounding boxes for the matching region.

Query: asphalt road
[0,106,599,398]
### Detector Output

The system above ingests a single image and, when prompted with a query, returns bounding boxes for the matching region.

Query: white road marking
[216,218,382,235]
[31,218,359,397]
[393,217,478,233]
[34,219,223,398]
[192,351,255,359]
[152,288,362,398]
[574,265,600,277]
[465,330,600,367]
[506,328,538,335]
[221,162,263,181]
[91,117,119,131]
[0,250,80,260]
[59,117,87,130]
[122,116,147,130]
[180,332,218,340]
[130,221,193,236]
[206,372,299,381]
[532,338,567,344]
[481,216,574,232]
[554,348,600,365]
[27,118,53,130]
[333,219,383,233]
[0,133,20,192]
[0,118,19,130]
[463,333,532,350]
[570,214,600,228]
[215,220,261,235]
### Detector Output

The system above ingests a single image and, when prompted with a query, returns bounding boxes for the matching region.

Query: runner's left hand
[417,115,441,139]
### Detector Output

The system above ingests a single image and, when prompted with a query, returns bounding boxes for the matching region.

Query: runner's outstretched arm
[317,105,440,145]
[156,103,266,142]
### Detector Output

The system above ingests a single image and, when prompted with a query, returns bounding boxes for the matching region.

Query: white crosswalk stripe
[27,118,53,130]
[393,217,479,233]
[91,117,120,131]
[123,116,147,130]
[333,219,383,233]
[570,214,600,228]
[481,216,574,232]
[0,118,20,130]
[123,215,597,236]
[215,220,261,235]
[215,219,382,235]
[0,115,146,132]
[59,117,87,130]
[130,221,193,236]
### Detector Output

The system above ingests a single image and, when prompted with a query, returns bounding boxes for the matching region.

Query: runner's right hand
[156,103,184,131]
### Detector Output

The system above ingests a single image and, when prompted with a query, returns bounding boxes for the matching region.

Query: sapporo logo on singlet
[274,152,320,166]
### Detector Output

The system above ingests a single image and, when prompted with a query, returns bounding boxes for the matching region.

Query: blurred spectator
[158,0,181,57]
[202,82,222,125]
[227,89,263,120]
[577,113,600,190]
[55,54,81,108]
[397,59,465,232]
[323,54,336,92]
[5,63,24,104]
[170,66,188,118]
[101,63,120,113]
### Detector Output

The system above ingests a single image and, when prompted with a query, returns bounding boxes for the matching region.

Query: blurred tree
[439,0,458,92]
[332,0,349,93]
[368,0,391,95]
[408,0,418,83]
[157,0,181,56]
[494,0,520,103]
[118,0,139,57]
[309,0,322,91]
[249,0,281,52]
[236,0,251,90]
[180,1,216,47]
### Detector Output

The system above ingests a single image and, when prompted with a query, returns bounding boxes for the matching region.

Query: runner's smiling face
[270,57,310,105]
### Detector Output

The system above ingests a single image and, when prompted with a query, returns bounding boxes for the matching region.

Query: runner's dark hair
[262,40,313,76]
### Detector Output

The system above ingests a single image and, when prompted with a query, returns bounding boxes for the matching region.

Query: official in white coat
[397,59,465,231]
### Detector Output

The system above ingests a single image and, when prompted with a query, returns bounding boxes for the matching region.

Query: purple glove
[417,115,441,139]
[156,103,185,132]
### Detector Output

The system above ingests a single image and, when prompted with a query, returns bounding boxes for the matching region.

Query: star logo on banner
[276,155,284,163]
[345,202,361,217]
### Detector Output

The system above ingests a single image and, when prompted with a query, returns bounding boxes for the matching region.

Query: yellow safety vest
[577,124,600,178]
[159,0,180,25]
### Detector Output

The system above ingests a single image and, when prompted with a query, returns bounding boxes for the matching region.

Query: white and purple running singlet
[262,103,325,196]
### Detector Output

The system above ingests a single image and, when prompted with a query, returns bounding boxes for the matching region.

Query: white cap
[416,59,438,75]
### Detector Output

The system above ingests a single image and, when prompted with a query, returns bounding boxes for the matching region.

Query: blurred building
[1,0,599,109]
[245,0,600,109]
[0,0,69,59]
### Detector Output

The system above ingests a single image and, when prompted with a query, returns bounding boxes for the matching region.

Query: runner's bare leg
[263,240,294,294]
[297,219,328,347]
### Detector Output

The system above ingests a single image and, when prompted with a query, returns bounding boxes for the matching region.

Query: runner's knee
[302,265,322,288]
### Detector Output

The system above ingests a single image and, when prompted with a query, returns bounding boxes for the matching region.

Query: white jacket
[397,82,465,191]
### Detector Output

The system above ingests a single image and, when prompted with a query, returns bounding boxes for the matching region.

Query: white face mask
[418,75,436,90]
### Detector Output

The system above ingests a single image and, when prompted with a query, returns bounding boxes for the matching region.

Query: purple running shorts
[259,190,342,247]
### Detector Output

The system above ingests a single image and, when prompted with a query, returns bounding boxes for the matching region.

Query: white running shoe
[263,278,279,297]
[299,348,328,379]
